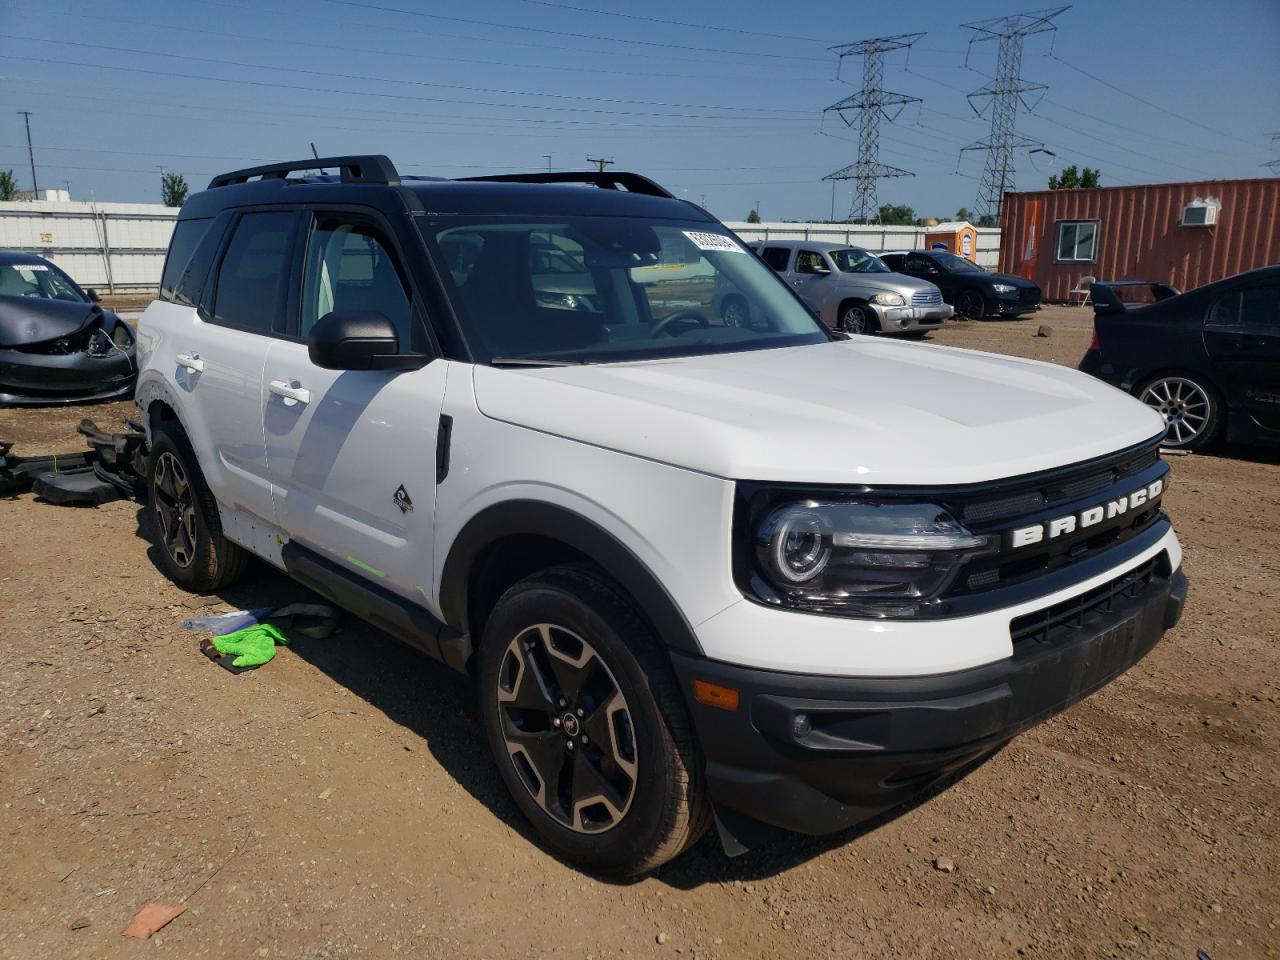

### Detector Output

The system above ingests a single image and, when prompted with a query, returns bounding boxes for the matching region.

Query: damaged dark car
[0,251,136,405]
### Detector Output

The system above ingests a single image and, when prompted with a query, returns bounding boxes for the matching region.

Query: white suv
[136,156,1188,876]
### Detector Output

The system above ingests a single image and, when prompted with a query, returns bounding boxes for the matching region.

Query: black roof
[0,250,55,266]
[181,154,713,223]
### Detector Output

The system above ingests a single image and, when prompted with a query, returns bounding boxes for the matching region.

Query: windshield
[829,248,890,274]
[0,261,85,301]
[933,252,983,274]
[422,216,829,364]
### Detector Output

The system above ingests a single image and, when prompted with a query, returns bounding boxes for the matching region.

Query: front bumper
[874,303,955,332]
[0,346,135,406]
[672,556,1186,838]
[995,295,1041,316]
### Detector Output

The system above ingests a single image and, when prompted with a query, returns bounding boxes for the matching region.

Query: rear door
[262,208,446,601]
[166,209,300,525]
[1203,283,1280,431]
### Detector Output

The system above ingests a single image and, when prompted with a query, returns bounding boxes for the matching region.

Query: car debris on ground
[0,418,145,504]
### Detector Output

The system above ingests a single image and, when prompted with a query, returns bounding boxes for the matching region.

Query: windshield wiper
[489,356,588,368]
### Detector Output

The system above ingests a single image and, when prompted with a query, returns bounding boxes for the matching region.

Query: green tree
[161,171,189,207]
[954,207,973,222]
[1048,165,1100,190]
[0,170,24,201]
[746,208,761,223]
[876,203,916,225]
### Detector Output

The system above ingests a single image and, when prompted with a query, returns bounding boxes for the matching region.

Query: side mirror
[307,311,422,371]
[86,288,102,303]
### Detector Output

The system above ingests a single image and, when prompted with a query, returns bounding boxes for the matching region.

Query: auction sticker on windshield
[683,231,745,254]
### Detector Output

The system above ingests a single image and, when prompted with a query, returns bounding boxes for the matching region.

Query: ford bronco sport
[136,156,1187,876]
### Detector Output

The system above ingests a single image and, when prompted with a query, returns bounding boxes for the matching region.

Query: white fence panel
[724,222,1002,268]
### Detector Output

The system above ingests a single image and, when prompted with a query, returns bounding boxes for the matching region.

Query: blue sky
[1,0,1278,220]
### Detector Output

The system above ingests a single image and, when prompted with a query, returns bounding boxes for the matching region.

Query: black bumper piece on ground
[671,556,1187,842]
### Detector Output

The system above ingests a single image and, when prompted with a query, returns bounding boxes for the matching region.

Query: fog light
[793,713,812,739]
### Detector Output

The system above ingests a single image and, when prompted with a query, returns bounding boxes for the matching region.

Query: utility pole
[586,156,615,173]
[1263,134,1280,174]
[959,6,1069,226]
[821,34,924,223]
[544,154,553,172]
[17,111,38,197]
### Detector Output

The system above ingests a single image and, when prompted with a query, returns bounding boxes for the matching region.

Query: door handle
[269,379,311,406]
[791,279,803,286]
[175,352,205,373]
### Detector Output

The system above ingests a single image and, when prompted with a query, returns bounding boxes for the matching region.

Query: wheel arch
[439,500,702,656]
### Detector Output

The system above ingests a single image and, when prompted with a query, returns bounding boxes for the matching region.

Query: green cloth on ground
[211,623,291,668]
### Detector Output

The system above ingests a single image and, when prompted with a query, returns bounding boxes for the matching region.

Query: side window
[300,215,417,349]
[211,212,296,334]
[759,247,790,272]
[795,250,828,275]
[905,254,936,274]
[1205,291,1241,328]
[1240,286,1280,331]
[159,219,211,303]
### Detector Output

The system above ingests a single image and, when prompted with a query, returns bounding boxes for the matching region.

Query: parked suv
[136,156,1187,876]
[753,241,952,335]
[880,249,1041,320]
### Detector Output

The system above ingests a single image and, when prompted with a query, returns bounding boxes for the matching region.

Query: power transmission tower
[959,6,1069,225]
[821,33,924,223]
[586,157,615,173]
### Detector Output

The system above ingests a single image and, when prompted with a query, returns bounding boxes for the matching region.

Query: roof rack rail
[208,155,400,190]
[457,171,674,199]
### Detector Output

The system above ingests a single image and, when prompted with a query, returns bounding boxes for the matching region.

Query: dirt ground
[1,306,1277,959]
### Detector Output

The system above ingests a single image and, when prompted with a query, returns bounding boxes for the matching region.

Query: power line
[514,0,828,44]
[959,6,1069,224]
[821,33,925,222]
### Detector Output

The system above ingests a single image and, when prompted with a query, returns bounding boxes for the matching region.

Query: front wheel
[955,289,986,320]
[476,565,710,876]
[1137,373,1222,451]
[839,301,877,335]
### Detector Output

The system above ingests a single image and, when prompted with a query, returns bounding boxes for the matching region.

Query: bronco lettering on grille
[1010,479,1164,549]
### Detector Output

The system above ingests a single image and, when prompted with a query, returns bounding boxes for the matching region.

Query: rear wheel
[476,565,710,876]
[839,301,876,335]
[146,423,248,591]
[721,296,749,328]
[1137,373,1222,451]
[955,289,986,321]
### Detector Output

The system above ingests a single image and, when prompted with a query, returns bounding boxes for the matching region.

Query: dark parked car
[0,252,135,405]
[1079,267,1280,450]
[879,250,1041,320]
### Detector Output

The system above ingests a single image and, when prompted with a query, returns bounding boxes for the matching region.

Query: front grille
[1010,554,1164,647]
[912,290,944,307]
[1018,286,1041,305]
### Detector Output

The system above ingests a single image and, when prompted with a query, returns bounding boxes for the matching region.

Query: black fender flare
[438,500,703,655]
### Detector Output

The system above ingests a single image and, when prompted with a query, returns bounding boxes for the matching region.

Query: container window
[1056,221,1098,262]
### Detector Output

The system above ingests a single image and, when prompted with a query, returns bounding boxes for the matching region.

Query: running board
[280,541,471,674]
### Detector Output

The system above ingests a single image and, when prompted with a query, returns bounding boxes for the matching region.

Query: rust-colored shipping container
[999,177,1280,302]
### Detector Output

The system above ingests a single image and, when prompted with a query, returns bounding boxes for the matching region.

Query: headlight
[991,283,1017,294]
[748,500,995,617]
[869,292,906,307]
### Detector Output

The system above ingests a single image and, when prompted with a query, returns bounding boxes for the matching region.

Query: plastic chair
[1069,274,1096,306]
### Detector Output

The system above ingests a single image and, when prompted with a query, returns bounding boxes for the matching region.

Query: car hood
[835,273,936,294]
[471,340,1165,485]
[0,295,107,348]
[983,272,1038,289]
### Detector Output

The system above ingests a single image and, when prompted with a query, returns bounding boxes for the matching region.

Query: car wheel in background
[955,290,986,321]
[1137,374,1222,451]
[476,565,710,876]
[146,423,249,591]
[839,301,876,335]
[721,296,749,328]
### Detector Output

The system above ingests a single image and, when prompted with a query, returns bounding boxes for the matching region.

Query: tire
[839,300,877,335]
[146,422,249,591]
[955,289,986,321]
[1136,373,1223,451]
[476,564,711,876]
[720,296,749,328]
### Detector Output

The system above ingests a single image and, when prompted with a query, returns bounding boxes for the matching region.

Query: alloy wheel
[841,305,870,334]
[152,451,197,568]
[496,623,638,834]
[1139,376,1211,447]
[956,291,984,320]
[722,299,748,328]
